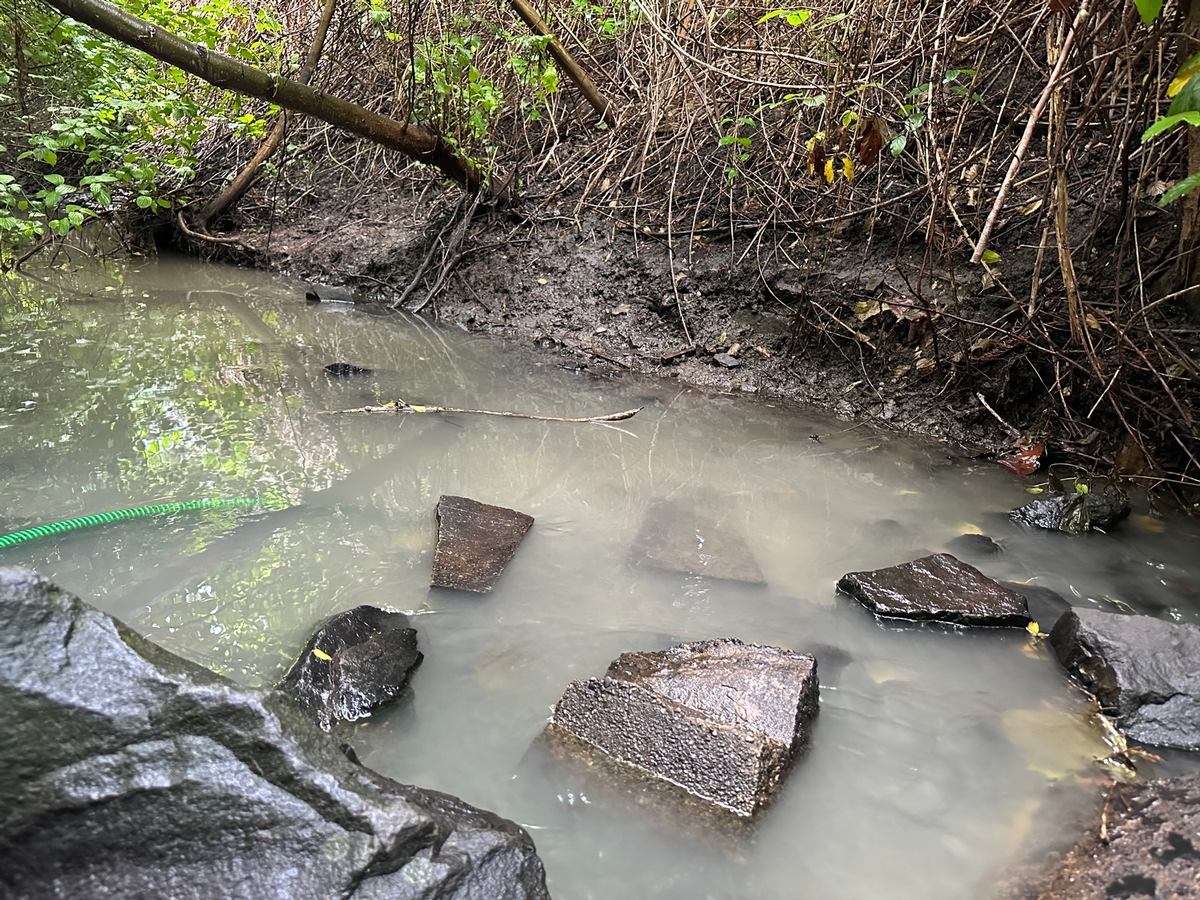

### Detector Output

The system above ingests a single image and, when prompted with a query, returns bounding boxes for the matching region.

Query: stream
[3,256,1199,899]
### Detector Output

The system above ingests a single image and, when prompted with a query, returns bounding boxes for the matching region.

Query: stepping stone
[277,605,422,731]
[836,552,1031,627]
[1050,607,1200,750]
[547,638,818,817]
[630,499,765,584]
[431,495,534,593]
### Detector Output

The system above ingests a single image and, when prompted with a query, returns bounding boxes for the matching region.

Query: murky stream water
[3,257,1198,899]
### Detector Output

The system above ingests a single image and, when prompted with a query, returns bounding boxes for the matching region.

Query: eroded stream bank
[2,256,1199,898]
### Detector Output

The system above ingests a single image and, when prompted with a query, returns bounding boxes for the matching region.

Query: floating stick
[323,399,643,424]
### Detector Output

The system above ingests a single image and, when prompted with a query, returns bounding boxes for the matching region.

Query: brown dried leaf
[854,115,886,168]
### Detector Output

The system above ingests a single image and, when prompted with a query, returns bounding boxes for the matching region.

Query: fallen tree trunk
[39,0,482,191]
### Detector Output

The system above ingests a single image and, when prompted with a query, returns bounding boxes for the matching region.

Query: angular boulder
[1009,484,1131,533]
[0,567,548,900]
[547,638,818,817]
[1049,607,1200,750]
[629,499,765,584]
[431,495,534,593]
[1025,773,1200,899]
[836,553,1031,627]
[277,605,422,731]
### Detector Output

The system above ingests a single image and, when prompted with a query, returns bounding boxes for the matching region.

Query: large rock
[836,553,1031,627]
[277,605,422,732]
[1009,484,1131,533]
[431,496,534,593]
[547,638,818,817]
[1049,607,1200,750]
[0,567,548,900]
[1025,773,1200,899]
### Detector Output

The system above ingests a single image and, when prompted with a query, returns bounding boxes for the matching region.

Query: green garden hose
[0,498,261,549]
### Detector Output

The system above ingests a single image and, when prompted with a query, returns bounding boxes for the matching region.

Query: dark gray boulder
[1049,607,1200,750]
[1023,773,1200,899]
[0,567,548,900]
[547,638,818,817]
[1009,484,1131,533]
[431,496,534,593]
[277,605,422,732]
[836,553,1032,627]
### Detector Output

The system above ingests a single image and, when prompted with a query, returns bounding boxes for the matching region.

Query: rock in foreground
[1049,607,1200,750]
[431,495,534,593]
[277,605,422,731]
[837,553,1031,627]
[1026,773,1200,899]
[0,567,548,900]
[548,638,818,817]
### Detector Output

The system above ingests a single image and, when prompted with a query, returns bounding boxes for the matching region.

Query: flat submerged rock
[547,638,818,817]
[836,552,1031,627]
[629,499,765,584]
[431,495,534,593]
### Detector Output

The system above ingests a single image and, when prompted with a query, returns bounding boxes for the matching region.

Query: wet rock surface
[837,553,1032,627]
[0,567,549,900]
[431,495,534,593]
[1026,773,1200,900]
[324,361,373,377]
[277,605,422,731]
[547,638,818,817]
[1009,484,1131,533]
[304,282,355,304]
[1049,607,1200,750]
[629,498,765,584]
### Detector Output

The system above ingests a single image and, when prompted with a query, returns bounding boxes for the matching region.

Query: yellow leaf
[1169,53,1200,97]
[312,648,333,661]
[823,157,835,183]
[409,404,427,413]
[958,523,983,535]
[1026,621,1040,636]
[842,156,855,181]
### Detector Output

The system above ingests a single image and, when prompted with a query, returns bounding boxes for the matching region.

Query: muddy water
[3,257,1198,899]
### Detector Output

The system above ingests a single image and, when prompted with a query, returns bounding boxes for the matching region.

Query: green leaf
[1160,172,1200,205]
[1135,0,1164,25]
[981,249,1001,264]
[135,195,153,209]
[889,134,908,156]
[1169,72,1200,116]
[1141,111,1200,142]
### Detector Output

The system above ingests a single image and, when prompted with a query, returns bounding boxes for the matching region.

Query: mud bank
[222,191,1051,459]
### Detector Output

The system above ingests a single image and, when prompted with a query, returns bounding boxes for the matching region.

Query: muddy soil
[227,188,1062,459]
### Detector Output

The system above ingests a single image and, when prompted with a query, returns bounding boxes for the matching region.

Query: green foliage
[565,0,641,38]
[0,0,283,250]
[1135,0,1164,25]
[718,116,755,184]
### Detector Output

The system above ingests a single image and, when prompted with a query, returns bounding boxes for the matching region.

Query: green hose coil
[0,498,261,549]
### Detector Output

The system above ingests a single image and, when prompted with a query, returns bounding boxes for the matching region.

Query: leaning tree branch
[507,0,617,128]
[39,0,482,191]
